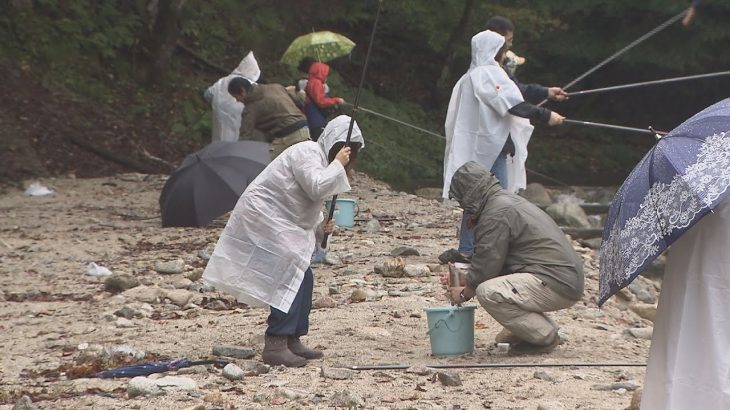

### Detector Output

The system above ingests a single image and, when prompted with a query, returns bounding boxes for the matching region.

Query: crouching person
[442,161,584,355]
[203,115,364,367]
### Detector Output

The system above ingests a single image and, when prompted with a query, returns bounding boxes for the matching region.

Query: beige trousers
[270,127,311,159]
[475,272,577,346]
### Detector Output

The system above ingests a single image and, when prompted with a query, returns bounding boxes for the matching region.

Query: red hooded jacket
[305,62,340,109]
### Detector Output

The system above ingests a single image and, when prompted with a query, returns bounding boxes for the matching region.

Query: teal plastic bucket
[424,305,476,356]
[324,198,358,227]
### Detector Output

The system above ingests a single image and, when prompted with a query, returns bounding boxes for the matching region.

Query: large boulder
[545,203,591,228]
[520,183,552,205]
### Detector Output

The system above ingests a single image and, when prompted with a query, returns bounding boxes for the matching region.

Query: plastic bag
[24,182,54,196]
[86,262,113,276]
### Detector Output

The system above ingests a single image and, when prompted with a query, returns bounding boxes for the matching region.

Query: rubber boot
[262,335,307,367]
[288,337,324,359]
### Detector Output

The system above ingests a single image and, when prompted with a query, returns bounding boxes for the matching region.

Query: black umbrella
[159,140,270,227]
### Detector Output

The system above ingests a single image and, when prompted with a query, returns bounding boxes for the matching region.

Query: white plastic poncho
[204,51,261,142]
[202,115,364,313]
[641,197,730,409]
[442,30,534,197]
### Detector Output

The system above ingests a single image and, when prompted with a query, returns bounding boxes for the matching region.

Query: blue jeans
[458,152,508,256]
[266,267,313,337]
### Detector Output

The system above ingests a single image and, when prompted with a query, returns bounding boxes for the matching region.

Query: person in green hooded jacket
[441,161,584,355]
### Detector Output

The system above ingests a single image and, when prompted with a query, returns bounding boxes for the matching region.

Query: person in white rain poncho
[203,115,364,367]
[203,51,261,142]
[641,197,730,409]
[440,30,564,265]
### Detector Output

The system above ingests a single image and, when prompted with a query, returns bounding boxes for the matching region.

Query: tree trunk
[430,0,475,107]
[143,0,187,84]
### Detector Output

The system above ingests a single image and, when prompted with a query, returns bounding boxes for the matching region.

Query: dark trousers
[266,267,313,337]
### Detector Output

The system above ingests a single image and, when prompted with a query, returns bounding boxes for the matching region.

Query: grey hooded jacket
[449,162,584,301]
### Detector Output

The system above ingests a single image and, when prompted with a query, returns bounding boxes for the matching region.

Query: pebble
[403,264,431,277]
[155,376,197,391]
[405,365,433,376]
[12,395,38,410]
[629,303,657,322]
[324,253,342,266]
[123,286,162,304]
[162,289,194,307]
[365,219,381,233]
[533,371,557,382]
[114,306,141,319]
[537,401,566,410]
[437,371,462,386]
[104,273,140,293]
[155,259,185,274]
[332,390,364,408]
[349,289,368,303]
[275,387,304,400]
[313,296,338,309]
[222,363,245,381]
[115,317,136,328]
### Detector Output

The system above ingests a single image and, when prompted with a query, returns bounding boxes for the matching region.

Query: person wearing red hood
[304,62,345,141]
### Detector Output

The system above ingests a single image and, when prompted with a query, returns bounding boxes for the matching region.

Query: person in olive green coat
[442,161,584,355]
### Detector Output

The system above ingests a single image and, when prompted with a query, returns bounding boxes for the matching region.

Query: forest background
[2,0,729,190]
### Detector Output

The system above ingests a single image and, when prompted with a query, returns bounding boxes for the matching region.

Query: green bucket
[424,305,476,356]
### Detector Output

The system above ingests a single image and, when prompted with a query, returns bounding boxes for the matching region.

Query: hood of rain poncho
[442,30,530,199]
[203,52,261,142]
[232,51,261,82]
[202,115,361,313]
[318,115,365,156]
[470,30,504,69]
[449,161,502,217]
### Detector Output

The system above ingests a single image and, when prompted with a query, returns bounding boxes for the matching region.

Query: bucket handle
[426,310,465,335]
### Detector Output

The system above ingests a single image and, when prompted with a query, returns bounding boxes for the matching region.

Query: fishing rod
[322,0,383,248]
[349,362,646,370]
[537,6,691,107]
[567,71,730,97]
[563,119,667,137]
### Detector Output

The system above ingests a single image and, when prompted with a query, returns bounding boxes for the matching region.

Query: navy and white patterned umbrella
[599,98,730,306]
[96,357,225,378]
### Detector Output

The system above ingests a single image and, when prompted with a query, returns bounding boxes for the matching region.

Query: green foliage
[2,0,729,188]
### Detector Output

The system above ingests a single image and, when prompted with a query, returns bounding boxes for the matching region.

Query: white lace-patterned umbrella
[599,98,730,306]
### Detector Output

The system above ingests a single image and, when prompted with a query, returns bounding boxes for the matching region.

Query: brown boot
[494,328,523,344]
[288,337,324,360]
[262,335,307,367]
[508,334,561,356]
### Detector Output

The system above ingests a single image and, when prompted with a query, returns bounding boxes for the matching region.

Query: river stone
[155,376,197,391]
[222,363,245,381]
[162,289,194,307]
[403,264,431,277]
[545,203,591,228]
[313,296,338,309]
[123,285,162,304]
[437,371,462,386]
[128,376,165,397]
[390,246,420,256]
[332,390,364,408]
[114,306,141,319]
[104,273,140,293]
[12,395,38,410]
[521,183,552,204]
[625,327,653,340]
[533,371,557,382]
[365,218,381,233]
[628,281,657,304]
[155,259,185,274]
[537,401,566,410]
[629,303,657,322]
[212,345,255,359]
[320,366,354,380]
[350,289,368,302]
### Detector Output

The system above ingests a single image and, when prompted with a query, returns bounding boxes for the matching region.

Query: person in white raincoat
[203,115,364,367]
[203,51,261,142]
[640,197,730,409]
[441,30,564,264]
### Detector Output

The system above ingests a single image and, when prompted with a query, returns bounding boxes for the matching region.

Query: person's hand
[285,85,296,92]
[449,286,465,305]
[548,87,568,102]
[323,218,336,234]
[548,111,565,126]
[335,146,351,167]
[439,271,449,288]
[335,97,345,105]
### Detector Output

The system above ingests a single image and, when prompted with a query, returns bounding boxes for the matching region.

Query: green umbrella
[281,31,355,66]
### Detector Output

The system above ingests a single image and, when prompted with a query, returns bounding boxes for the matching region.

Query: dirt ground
[0,172,654,409]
